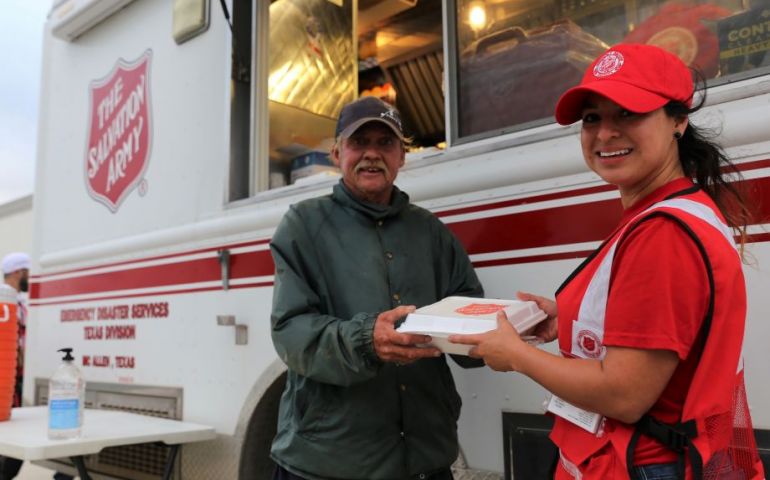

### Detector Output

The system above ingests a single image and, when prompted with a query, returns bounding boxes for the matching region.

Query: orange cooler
[0,285,18,421]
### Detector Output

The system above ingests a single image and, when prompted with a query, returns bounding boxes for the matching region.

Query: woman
[450,44,764,480]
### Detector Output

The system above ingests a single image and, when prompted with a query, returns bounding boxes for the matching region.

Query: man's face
[19,269,29,292]
[332,122,405,205]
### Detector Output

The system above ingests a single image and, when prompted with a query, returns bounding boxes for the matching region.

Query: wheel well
[238,371,287,480]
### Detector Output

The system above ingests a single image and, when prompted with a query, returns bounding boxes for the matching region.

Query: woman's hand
[517,291,558,343]
[449,311,525,372]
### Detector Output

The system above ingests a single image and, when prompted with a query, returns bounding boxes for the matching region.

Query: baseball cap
[2,252,30,274]
[335,96,405,140]
[554,43,694,125]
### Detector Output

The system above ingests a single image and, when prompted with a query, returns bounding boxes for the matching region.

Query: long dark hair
[664,74,753,251]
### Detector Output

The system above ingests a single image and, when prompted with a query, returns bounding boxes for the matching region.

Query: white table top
[0,406,217,461]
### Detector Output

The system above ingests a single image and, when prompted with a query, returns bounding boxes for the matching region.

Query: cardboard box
[397,296,547,355]
[718,7,770,76]
[290,151,338,184]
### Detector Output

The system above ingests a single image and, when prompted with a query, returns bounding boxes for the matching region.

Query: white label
[546,395,603,434]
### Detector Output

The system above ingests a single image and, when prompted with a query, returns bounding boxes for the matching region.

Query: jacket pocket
[294,380,335,441]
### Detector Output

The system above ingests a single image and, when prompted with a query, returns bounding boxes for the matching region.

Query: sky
[0,2,50,204]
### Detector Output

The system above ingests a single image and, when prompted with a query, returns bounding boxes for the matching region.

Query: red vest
[551,187,764,480]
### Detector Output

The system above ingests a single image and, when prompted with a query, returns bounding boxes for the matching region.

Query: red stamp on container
[85,50,152,212]
[455,304,506,316]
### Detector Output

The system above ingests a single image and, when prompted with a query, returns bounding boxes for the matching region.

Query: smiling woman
[449,43,764,480]
[578,98,686,208]
[557,45,693,209]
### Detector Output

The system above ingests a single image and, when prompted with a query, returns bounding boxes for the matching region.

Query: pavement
[16,456,501,480]
[16,462,75,480]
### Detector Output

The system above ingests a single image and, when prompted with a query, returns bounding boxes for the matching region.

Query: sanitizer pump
[48,348,85,439]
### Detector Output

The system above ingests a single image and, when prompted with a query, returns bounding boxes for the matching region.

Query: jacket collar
[333,180,409,220]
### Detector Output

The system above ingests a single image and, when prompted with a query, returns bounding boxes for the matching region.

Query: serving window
[227,0,770,200]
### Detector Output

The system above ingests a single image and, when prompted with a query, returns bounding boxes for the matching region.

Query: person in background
[0,253,30,480]
[0,253,72,480]
[269,96,484,480]
[450,44,764,480]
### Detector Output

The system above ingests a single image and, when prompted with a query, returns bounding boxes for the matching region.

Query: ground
[16,463,71,479]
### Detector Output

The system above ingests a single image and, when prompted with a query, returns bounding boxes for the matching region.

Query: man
[0,253,72,480]
[269,96,484,480]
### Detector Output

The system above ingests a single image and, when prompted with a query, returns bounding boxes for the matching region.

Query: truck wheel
[239,372,287,480]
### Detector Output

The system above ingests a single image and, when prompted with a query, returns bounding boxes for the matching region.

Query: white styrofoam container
[397,296,547,355]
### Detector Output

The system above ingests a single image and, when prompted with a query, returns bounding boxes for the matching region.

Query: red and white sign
[85,50,152,212]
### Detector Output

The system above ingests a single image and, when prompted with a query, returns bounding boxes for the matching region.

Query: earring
[673,131,682,139]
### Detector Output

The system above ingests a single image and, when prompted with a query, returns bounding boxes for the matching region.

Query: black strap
[548,446,560,479]
[627,415,703,480]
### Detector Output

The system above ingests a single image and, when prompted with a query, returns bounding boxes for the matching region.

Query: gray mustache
[355,161,389,175]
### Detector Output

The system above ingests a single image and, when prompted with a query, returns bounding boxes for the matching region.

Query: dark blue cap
[335,96,404,140]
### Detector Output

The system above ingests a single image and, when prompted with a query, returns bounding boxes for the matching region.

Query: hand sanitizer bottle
[48,348,85,439]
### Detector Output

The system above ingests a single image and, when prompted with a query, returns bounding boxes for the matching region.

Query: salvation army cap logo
[85,50,153,212]
[577,329,604,358]
[593,51,624,78]
[380,108,402,130]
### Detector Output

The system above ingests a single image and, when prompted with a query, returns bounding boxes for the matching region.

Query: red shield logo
[85,51,152,212]
[577,329,604,358]
[455,304,506,315]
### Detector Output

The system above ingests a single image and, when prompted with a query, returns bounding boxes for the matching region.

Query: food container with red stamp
[397,296,547,355]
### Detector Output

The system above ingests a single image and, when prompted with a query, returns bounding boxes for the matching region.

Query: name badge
[546,395,603,434]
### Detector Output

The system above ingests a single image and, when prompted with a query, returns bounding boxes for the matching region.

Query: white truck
[26,0,770,478]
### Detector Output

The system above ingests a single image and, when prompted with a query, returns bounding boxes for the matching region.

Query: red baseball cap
[554,43,694,125]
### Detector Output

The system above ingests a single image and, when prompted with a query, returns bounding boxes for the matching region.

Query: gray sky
[0,1,50,204]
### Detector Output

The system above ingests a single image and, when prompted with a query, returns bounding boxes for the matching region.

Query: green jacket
[270,181,484,480]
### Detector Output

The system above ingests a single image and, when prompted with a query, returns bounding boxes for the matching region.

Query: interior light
[469,4,486,31]
[376,30,397,48]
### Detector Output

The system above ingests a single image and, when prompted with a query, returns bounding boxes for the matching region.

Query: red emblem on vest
[577,329,603,358]
[85,51,152,212]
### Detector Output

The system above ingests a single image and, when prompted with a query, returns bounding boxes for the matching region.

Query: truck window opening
[228,0,770,198]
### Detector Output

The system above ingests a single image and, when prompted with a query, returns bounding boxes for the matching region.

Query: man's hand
[373,306,441,364]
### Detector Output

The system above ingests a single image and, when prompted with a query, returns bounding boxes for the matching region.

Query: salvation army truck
[26,0,770,478]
